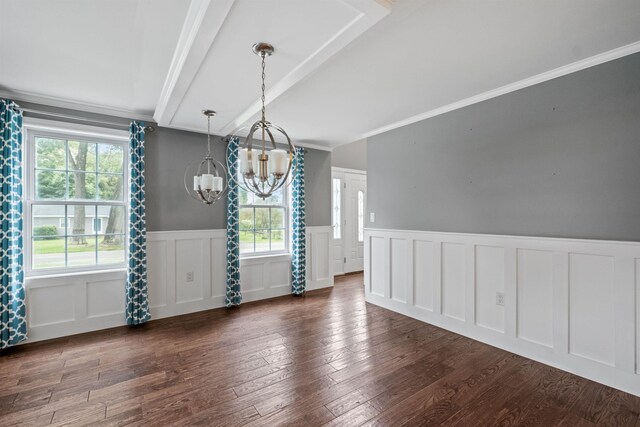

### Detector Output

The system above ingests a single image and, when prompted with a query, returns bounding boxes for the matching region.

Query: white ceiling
[0,0,189,119]
[2,0,640,149]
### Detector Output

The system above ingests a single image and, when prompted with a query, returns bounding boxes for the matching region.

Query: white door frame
[331,167,366,275]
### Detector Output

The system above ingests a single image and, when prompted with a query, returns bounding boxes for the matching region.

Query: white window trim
[23,118,129,277]
[238,201,290,258]
[238,177,291,258]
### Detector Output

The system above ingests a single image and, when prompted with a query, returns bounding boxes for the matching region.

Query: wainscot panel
[24,226,333,343]
[364,228,640,397]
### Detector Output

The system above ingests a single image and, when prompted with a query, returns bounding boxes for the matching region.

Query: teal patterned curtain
[225,137,242,306]
[126,121,151,325]
[291,148,306,295]
[0,99,27,349]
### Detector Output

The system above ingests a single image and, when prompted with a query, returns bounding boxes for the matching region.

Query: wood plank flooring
[1,273,639,426]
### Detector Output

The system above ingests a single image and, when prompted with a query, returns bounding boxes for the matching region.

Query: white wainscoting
[24,226,333,343]
[364,228,640,396]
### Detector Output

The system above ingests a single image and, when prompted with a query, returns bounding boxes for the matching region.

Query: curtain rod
[20,107,155,132]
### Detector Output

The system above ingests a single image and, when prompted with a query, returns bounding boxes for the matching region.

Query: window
[332,178,341,239]
[92,218,103,234]
[27,129,127,272]
[357,190,364,243]
[238,170,288,256]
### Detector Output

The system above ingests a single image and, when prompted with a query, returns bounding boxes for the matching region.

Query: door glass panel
[332,178,341,239]
[357,190,364,243]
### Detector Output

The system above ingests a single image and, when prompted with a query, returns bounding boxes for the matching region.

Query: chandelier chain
[206,114,211,156]
[234,42,295,199]
[261,52,267,124]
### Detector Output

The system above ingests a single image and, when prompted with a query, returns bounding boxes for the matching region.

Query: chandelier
[233,42,296,199]
[184,110,227,205]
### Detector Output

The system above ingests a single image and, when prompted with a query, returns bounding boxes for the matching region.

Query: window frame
[23,120,129,277]
[238,176,290,258]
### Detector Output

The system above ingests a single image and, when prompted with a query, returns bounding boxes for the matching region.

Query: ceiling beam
[153,0,236,126]
[219,0,392,137]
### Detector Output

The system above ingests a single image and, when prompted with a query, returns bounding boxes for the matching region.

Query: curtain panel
[126,121,151,325]
[0,99,27,349]
[225,137,242,306]
[290,148,306,295]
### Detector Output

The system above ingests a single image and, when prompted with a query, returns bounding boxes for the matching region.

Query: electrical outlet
[496,292,505,306]
[186,272,194,282]
[369,212,375,223]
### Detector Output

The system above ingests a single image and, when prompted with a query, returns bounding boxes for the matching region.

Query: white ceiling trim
[0,88,154,122]
[219,0,392,136]
[153,0,236,126]
[359,40,640,141]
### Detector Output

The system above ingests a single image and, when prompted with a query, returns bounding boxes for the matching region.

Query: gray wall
[303,148,331,227]
[368,52,640,241]
[145,127,227,231]
[16,101,331,231]
[331,138,367,171]
[145,129,331,230]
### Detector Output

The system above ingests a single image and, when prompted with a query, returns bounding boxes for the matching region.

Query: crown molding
[0,89,154,122]
[361,40,640,140]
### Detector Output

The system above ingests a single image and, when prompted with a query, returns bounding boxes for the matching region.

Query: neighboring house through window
[26,123,128,272]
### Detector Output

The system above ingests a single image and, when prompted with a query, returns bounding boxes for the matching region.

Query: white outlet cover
[186,272,194,282]
[369,212,375,222]
[496,292,505,306]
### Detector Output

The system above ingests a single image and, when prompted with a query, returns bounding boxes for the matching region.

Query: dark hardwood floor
[1,273,639,426]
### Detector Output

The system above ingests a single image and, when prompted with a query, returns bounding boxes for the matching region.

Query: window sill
[25,267,127,281]
[240,252,291,262]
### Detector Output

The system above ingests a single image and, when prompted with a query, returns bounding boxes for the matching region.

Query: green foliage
[36,170,66,199]
[33,225,58,240]
[34,138,124,200]
[35,138,65,169]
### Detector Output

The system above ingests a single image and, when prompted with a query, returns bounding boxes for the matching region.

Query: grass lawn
[240,230,270,244]
[239,230,284,243]
[34,238,124,254]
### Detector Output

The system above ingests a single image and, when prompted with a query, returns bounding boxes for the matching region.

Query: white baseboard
[364,228,640,396]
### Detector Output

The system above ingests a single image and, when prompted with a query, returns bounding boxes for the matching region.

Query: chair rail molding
[24,226,333,343]
[364,227,640,397]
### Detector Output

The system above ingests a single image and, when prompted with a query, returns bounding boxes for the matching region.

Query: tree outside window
[31,134,126,270]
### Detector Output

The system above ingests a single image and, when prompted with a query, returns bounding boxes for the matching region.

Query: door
[332,168,367,275]
[344,172,366,273]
